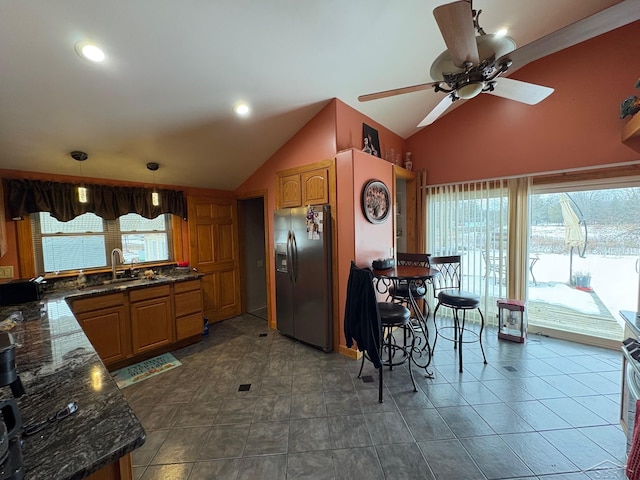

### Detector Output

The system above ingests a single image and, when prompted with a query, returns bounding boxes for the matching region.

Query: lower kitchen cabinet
[129,285,174,355]
[69,279,203,369]
[174,279,204,340]
[71,293,130,366]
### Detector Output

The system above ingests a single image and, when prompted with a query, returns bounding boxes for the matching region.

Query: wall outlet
[0,266,14,279]
[256,260,264,268]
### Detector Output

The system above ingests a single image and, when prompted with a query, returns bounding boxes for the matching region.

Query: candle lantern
[497,299,526,343]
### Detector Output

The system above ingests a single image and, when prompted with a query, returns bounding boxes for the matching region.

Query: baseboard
[338,344,361,360]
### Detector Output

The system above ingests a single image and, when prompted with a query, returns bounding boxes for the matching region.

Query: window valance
[5,179,187,222]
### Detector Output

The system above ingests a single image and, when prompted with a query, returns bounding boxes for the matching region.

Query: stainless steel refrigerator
[274,205,332,351]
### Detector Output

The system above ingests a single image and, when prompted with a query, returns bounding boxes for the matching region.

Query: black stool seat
[438,289,480,308]
[389,283,426,299]
[378,302,411,326]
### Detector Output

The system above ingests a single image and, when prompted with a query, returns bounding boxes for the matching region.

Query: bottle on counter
[77,270,86,288]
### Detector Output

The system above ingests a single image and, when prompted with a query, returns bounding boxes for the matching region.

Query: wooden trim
[393,166,417,253]
[325,160,339,352]
[235,189,271,326]
[171,215,185,262]
[532,164,640,186]
[16,216,35,279]
[276,159,335,178]
[338,344,361,360]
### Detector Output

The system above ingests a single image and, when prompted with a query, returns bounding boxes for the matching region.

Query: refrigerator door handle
[291,230,298,284]
[286,231,293,284]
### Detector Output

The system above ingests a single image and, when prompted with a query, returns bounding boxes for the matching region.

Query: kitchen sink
[103,275,168,285]
[102,276,145,285]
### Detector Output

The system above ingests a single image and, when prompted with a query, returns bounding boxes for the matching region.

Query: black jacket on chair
[344,262,382,368]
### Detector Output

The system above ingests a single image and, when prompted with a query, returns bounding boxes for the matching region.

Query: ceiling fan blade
[498,0,640,72]
[487,77,554,105]
[433,1,479,68]
[417,95,455,127]
[358,82,435,102]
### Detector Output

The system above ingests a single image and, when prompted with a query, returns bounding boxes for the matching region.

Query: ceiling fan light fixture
[457,82,484,100]
[476,33,516,62]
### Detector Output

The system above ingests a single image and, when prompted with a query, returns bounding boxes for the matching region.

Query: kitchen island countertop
[0,270,202,479]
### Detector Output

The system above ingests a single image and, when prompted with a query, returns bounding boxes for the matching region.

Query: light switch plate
[0,266,14,278]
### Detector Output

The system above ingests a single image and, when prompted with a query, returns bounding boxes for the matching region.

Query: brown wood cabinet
[71,293,130,366]
[70,279,204,368]
[129,285,174,355]
[174,279,204,339]
[278,174,302,208]
[188,196,241,323]
[87,454,133,480]
[301,167,330,205]
[276,161,332,209]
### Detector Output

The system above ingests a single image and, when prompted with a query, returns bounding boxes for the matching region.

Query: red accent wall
[335,149,393,346]
[405,21,640,185]
[335,99,406,160]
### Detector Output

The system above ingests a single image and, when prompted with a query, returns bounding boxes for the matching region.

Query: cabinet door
[130,296,174,354]
[302,168,329,205]
[279,174,301,208]
[175,289,203,317]
[76,305,130,366]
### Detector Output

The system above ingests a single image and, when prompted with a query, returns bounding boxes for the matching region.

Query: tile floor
[123,314,627,480]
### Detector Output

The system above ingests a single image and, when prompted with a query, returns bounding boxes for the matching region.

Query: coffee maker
[0,332,25,480]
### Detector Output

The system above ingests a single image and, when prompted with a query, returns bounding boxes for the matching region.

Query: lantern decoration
[497,299,526,343]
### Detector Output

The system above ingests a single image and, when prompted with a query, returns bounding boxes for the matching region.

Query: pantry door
[188,196,241,323]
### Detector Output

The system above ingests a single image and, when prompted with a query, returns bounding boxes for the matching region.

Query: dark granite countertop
[621,310,640,338]
[0,270,202,479]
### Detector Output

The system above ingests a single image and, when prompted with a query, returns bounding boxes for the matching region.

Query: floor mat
[111,353,182,389]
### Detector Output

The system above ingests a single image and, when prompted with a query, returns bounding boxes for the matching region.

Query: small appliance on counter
[0,332,25,480]
[372,258,394,270]
[0,277,46,306]
[0,399,23,480]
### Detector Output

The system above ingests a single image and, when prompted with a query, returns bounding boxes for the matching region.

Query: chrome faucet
[111,248,124,280]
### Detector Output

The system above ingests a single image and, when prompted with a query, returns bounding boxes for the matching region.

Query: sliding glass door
[528,184,640,343]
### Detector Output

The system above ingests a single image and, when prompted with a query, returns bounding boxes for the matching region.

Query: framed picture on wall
[362,123,381,158]
[362,179,390,224]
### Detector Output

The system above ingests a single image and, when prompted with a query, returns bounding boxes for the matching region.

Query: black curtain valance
[6,179,187,222]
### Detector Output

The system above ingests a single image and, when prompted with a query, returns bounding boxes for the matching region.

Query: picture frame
[362,123,381,158]
[362,179,390,224]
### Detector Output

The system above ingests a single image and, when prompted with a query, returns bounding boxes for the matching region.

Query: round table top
[372,264,440,280]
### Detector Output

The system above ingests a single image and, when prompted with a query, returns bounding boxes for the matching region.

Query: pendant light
[71,151,89,203]
[146,162,160,206]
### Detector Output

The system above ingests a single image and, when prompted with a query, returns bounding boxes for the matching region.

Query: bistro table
[372,264,440,377]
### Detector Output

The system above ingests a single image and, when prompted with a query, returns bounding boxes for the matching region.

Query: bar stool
[344,262,416,403]
[430,255,487,373]
[388,253,431,320]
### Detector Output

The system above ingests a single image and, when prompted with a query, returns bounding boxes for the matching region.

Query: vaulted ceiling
[0,1,632,190]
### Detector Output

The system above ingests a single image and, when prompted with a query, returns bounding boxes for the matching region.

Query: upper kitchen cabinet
[276,160,334,208]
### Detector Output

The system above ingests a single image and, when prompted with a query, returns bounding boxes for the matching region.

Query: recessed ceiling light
[74,41,106,62]
[233,102,251,116]
[495,28,508,38]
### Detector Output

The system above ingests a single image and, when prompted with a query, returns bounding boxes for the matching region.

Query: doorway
[528,184,640,345]
[238,196,268,321]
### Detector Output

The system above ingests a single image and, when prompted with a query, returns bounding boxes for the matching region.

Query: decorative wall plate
[362,180,390,224]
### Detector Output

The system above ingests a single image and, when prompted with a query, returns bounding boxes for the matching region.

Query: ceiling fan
[358,0,637,127]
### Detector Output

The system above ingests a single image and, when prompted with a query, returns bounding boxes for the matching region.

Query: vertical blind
[425,180,510,325]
